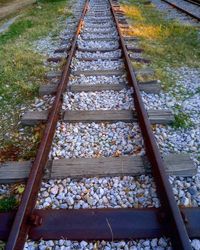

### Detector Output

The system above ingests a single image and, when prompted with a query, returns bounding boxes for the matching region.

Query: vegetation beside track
[121,0,200,73]
[121,0,200,128]
[0,0,70,162]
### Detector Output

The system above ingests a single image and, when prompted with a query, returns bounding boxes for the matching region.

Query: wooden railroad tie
[0,154,196,183]
[39,80,161,95]
[123,36,139,42]
[21,109,174,125]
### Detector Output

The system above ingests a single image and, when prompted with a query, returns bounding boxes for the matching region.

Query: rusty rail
[1,207,200,240]
[5,1,89,249]
[110,0,192,249]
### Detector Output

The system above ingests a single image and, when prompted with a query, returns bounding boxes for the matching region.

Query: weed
[172,112,193,129]
[172,105,193,128]
[0,196,17,212]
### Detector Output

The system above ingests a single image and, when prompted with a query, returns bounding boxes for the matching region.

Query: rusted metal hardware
[161,0,200,20]
[5,1,89,249]
[28,214,43,227]
[109,0,192,249]
[1,208,200,240]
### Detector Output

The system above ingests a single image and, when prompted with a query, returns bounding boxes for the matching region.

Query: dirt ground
[0,0,36,20]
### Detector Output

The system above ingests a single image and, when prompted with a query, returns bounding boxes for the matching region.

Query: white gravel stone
[84,22,114,28]
[33,36,59,57]
[75,50,122,60]
[83,26,117,33]
[81,31,118,39]
[50,122,144,159]
[142,91,177,110]
[62,89,133,110]
[168,67,200,125]
[71,58,124,71]
[69,75,128,85]
[66,196,74,206]
[77,40,119,50]
[25,237,174,250]
[50,185,59,195]
[191,239,200,250]
[37,175,159,209]
[154,125,199,155]
[28,95,55,111]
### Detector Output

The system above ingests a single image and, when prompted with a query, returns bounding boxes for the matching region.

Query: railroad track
[161,0,200,20]
[185,0,200,7]
[0,0,199,249]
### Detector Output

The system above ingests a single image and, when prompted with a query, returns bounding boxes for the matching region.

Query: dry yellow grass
[123,25,165,40]
[121,4,170,40]
[121,5,144,21]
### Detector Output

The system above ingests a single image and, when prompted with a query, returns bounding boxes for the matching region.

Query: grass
[172,112,193,129]
[0,196,17,212]
[120,0,200,90]
[0,0,71,161]
[172,105,193,128]
[121,0,199,129]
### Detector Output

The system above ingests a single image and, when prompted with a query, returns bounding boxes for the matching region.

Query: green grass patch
[0,196,17,212]
[172,104,193,129]
[0,0,70,160]
[172,112,193,129]
[0,19,33,45]
[121,0,200,90]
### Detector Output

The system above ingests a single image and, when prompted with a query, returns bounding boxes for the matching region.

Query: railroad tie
[21,109,174,125]
[0,154,196,183]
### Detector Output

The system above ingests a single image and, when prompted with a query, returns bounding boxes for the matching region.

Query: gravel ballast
[36,175,159,209]
[24,238,173,250]
[69,75,128,85]
[62,89,133,110]
[50,122,144,159]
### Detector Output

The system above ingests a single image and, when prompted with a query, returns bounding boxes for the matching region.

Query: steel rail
[109,0,192,249]
[5,1,89,249]
[185,0,200,7]
[161,0,200,20]
[1,207,200,240]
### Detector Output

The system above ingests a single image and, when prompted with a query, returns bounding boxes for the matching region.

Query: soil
[0,0,36,20]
